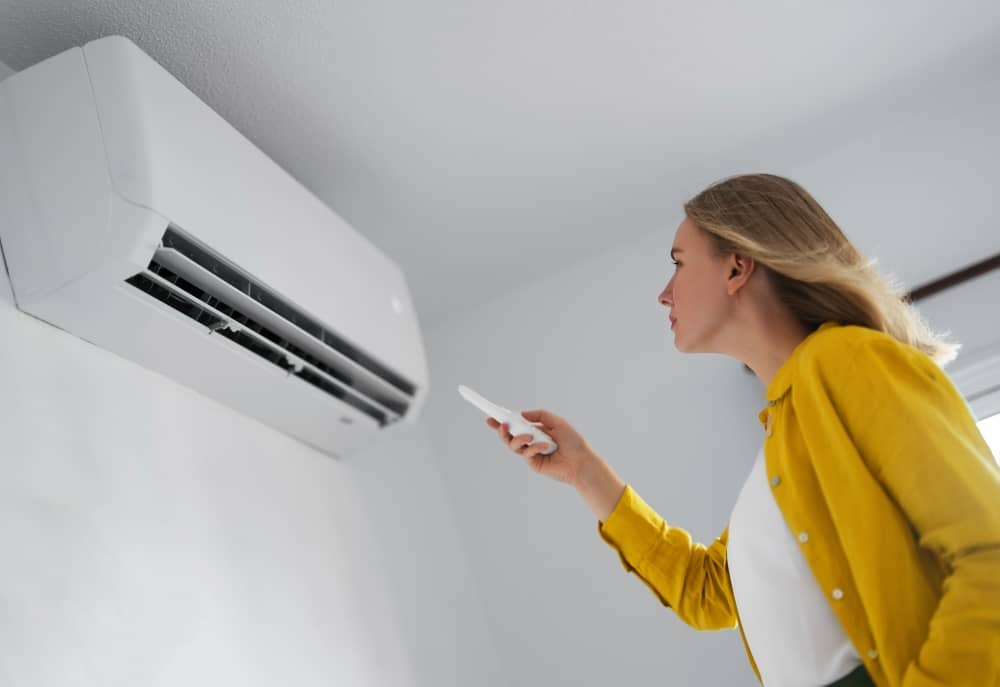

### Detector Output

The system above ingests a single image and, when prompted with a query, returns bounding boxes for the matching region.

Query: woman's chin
[673,330,706,354]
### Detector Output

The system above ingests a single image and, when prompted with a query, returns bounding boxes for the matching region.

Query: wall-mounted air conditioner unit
[0,35,429,458]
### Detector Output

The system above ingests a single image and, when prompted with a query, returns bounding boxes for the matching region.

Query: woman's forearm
[573,452,627,521]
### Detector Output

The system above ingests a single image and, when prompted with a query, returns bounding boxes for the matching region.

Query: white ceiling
[1,1,999,329]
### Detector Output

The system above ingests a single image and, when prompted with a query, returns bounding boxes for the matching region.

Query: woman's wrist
[574,451,627,522]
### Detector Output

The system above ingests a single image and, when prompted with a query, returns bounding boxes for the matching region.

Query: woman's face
[658,217,736,353]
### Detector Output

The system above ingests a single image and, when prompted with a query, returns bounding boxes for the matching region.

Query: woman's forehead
[672,217,702,249]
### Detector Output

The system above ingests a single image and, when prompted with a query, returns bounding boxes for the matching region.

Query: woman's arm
[591,464,737,632]
[494,413,736,629]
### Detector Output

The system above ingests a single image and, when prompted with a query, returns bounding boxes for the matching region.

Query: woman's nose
[659,277,673,307]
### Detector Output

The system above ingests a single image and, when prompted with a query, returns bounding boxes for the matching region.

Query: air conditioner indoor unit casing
[0,35,430,458]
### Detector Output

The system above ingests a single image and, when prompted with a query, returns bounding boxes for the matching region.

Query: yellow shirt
[597,321,1000,686]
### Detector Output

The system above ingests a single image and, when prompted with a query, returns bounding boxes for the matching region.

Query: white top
[727,446,860,687]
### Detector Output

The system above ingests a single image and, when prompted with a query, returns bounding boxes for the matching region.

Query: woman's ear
[726,254,756,296]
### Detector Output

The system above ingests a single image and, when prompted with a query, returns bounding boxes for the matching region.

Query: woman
[486,174,1000,687]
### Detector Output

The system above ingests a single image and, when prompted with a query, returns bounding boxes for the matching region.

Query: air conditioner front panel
[81,36,428,390]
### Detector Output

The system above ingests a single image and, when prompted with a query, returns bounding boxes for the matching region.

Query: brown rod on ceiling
[905,252,1000,303]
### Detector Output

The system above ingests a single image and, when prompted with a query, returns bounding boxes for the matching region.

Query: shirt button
[767,400,776,407]
[770,476,781,487]
[867,648,879,660]
[798,532,809,543]
[831,588,845,600]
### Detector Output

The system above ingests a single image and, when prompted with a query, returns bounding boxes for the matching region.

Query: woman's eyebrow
[670,248,684,259]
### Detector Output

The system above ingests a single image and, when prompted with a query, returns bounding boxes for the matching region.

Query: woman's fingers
[486,418,507,439]
[522,442,549,459]
[511,433,534,451]
[485,418,536,455]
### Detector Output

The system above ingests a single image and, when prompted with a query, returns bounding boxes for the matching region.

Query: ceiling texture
[1,1,999,329]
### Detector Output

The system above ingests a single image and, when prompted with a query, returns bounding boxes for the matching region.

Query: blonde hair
[683,173,959,366]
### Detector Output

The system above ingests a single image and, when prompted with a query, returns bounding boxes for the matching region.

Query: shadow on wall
[1,60,15,304]
[0,240,14,306]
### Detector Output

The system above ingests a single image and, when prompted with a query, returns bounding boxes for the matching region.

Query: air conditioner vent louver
[124,226,415,428]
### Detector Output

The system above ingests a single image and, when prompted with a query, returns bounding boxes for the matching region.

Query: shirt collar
[764,321,841,403]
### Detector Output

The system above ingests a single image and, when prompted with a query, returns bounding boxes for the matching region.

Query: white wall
[916,270,1000,421]
[0,57,504,687]
[346,421,507,686]
[421,63,1000,685]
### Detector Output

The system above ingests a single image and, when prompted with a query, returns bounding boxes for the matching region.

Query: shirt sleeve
[597,484,737,631]
[833,337,1000,686]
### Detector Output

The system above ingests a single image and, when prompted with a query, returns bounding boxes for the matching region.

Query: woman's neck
[718,297,811,390]
[742,313,811,389]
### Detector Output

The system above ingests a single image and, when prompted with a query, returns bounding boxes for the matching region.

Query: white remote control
[458,384,558,455]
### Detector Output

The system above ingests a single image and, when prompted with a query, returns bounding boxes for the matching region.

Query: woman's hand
[486,409,595,486]
[487,408,627,520]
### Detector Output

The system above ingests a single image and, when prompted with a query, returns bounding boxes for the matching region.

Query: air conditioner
[0,36,429,458]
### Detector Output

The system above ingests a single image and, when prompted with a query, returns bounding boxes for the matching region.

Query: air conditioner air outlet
[159,226,416,397]
[124,252,409,427]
